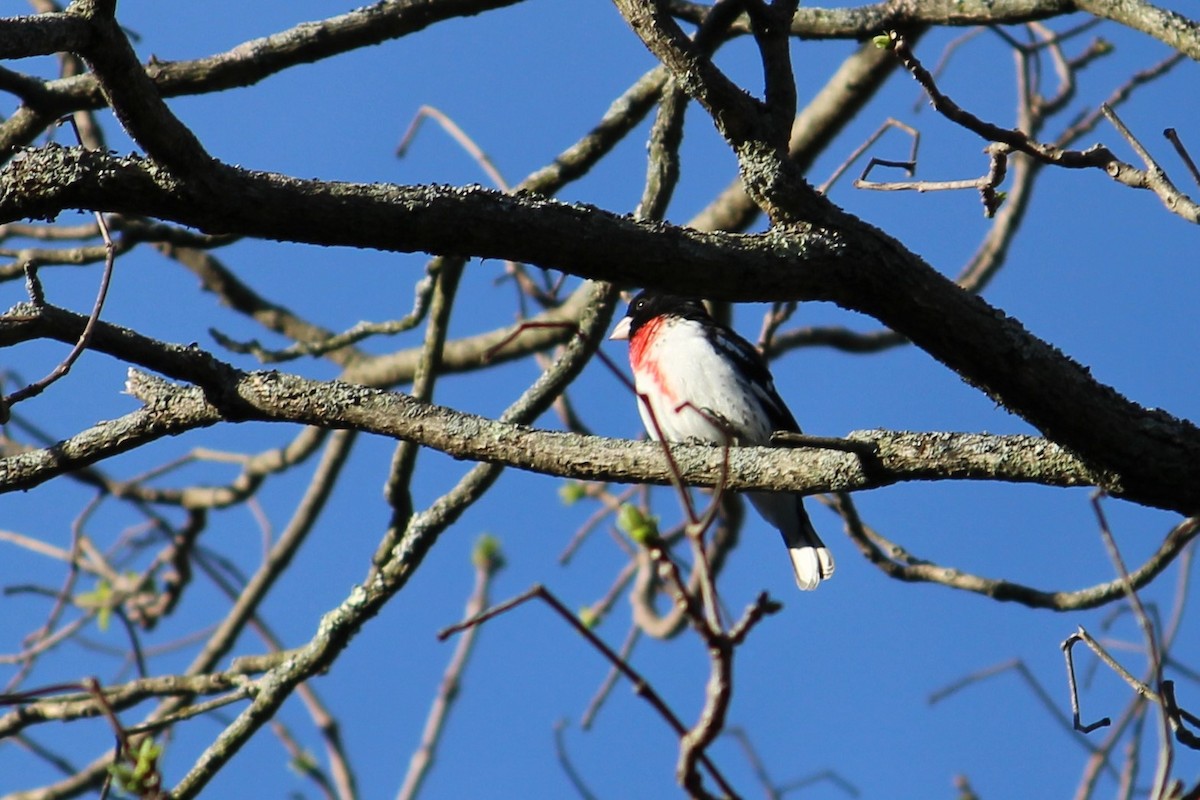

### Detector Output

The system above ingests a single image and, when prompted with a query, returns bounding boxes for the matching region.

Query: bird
[609,290,834,590]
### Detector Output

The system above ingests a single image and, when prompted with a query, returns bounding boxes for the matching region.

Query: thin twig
[398,536,502,800]
[1091,493,1172,795]
[580,623,640,730]
[838,492,1200,611]
[438,584,739,798]
[1063,633,1115,734]
[817,118,918,195]
[1,200,115,417]
[397,105,510,192]
[1164,128,1200,190]
[931,657,1114,769]
[553,720,601,800]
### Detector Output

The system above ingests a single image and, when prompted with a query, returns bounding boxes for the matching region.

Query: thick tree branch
[0,363,1115,503]
[668,0,1200,59]
[65,0,212,175]
[669,0,1077,36]
[0,13,93,58]
[1073,0,1200,60]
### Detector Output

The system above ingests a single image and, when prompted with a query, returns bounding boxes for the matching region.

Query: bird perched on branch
[609,291,834,590]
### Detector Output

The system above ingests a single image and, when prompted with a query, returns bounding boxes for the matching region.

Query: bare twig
[553,720,601,800]
[1164,129,1200,190]
[397,105,510,192]
[884,31,1110,168]
[580,623,640,730]
[881,31,1200,223]
[558,484,639,565]
[1063,632,1115,734]
[839,492,1200,611]
[931,657,1116,775]
[818,118,918,195]
[755,300,797,353]
[270,720,337,800]
[4,493,101,692]
[1091,494,1173,795]
[1,132,116,419]
[438,583,739,798]
[398,535,503,800]
[855,142,1009,217]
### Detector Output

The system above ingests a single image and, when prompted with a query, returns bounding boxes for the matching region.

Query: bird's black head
[620,291,711,338]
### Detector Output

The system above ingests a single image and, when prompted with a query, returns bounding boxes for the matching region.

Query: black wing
[701,320,801,434]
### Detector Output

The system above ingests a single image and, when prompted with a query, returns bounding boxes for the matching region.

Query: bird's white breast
[634,318,775,445]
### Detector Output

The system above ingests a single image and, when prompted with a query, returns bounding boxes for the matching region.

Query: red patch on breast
[629,317,676,404]
[627,317,662,371]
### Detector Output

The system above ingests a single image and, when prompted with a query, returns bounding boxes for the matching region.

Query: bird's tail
[748,492,835,591]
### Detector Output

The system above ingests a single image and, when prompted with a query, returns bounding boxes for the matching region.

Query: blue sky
[2,2,1199,798]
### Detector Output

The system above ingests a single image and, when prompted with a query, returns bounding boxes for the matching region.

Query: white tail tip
[789,546,835,591]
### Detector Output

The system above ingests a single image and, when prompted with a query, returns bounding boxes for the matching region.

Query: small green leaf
[107,763,134,789]
[578,607,599,629]
[77,580,114,632]
[616,503,644,533]
[558,480,586,506]
[288,748,320,777]
[135,737,162,764]
[617,504,660,546]
[472,533,505,574]
[107,737,162,795]
[872,32,893,49]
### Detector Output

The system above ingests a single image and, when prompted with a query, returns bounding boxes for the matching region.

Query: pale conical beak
[609,315,633,341]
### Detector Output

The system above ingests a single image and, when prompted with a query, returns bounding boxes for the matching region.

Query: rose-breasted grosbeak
[610,291,834,590]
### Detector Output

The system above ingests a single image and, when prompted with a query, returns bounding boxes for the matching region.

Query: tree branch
[1073,0,1200,60]
[0,2,527,155]
[0,12,93,59]
[0,361,1120,506]
[65,0,212,175]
